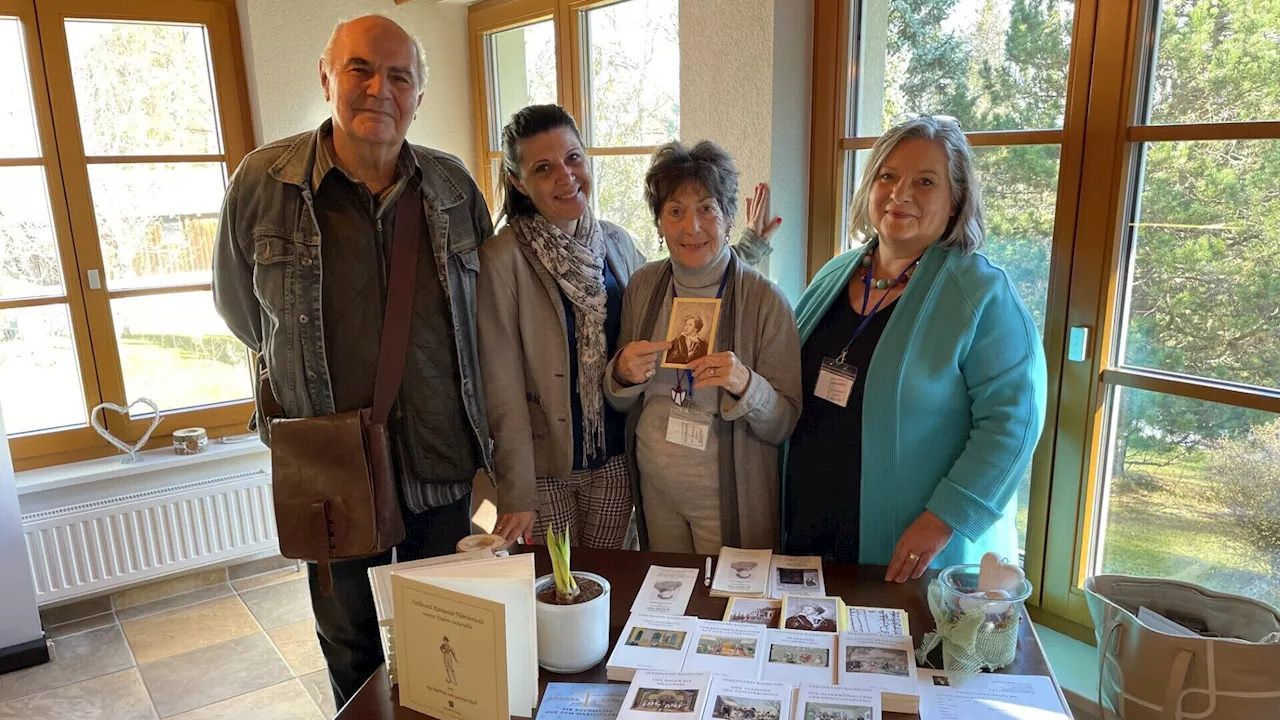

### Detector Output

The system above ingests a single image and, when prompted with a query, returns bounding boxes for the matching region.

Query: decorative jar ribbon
[916,579,1020,683]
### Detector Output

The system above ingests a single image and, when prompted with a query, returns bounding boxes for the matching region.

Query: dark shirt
[784,290,896,563]
[562,261,627,471]
[314,140,478,509]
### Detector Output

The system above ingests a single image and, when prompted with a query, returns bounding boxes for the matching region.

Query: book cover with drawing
[710,547,773,598]
[795,683,881,720]
[391,575,508,720]
[844,607,909,638]
[534,683,629,720]
[632,566,702,616]
[836,633,919,715]
[607,613,699,681]
[619,671,713,720]
[367,547,495,684]
[722,598,783,628]
[767,556,826,599]
[781,595,843,633]
[760,629,837,685]
[389,553,538,717]
[699,676,794,720]
[682,620,768,678]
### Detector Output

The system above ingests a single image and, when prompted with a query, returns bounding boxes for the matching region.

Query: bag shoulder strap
[371,186,423,425]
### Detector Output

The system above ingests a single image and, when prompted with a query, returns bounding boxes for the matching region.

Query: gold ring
[907,552,920,562]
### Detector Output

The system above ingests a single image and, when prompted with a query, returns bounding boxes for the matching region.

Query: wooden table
[337,547,1071,719]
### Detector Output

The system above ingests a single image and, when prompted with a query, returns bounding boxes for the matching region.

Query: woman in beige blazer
[477,105,774,549]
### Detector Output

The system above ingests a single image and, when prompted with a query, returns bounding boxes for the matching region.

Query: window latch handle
[87,269,101,290]
[1068,326,1090,362]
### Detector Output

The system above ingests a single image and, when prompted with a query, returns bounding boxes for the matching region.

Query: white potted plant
[535,525,611,673]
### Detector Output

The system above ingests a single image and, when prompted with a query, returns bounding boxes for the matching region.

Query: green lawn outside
[1100,452,1279,608]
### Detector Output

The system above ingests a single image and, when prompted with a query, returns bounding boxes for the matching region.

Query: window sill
[16,434,268,497]
[1035,622,1101,718]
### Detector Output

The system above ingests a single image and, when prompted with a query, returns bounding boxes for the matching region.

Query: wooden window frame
[2,0,256,471]
[810,0,1280,641]
[468,0,668,213]
[1040,0,1280,634]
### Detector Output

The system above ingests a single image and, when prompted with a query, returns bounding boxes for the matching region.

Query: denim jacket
[211,124,495,471]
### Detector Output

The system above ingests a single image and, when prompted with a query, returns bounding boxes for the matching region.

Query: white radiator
[20,470,276,605]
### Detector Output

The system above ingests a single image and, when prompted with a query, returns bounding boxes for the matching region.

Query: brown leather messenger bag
[259,188,421,596]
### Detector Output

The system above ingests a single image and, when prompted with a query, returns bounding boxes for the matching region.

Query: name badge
[666,407,712,450]
[815,357,858,407]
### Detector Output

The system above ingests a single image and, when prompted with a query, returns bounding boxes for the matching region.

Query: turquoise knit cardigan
[782,241,1047,569]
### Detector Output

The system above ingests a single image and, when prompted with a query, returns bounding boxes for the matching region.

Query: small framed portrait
[661,297,722,369]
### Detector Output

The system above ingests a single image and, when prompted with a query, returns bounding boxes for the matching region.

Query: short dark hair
[499,104,585,220]
[683,314,703,332]
[644,140,739,229]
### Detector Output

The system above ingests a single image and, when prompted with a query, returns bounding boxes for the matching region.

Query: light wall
[680,0,813,300]
[234,0,475,172]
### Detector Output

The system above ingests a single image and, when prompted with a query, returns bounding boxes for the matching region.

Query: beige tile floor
[5,565,334,720]
[4,480,504,720]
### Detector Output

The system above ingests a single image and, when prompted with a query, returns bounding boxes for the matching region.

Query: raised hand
[746,183,782,240]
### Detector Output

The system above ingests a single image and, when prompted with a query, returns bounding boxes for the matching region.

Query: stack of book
[604,616,918,714]
[368,550,540,719]
[615,670,882,720]
[707,549,829,600]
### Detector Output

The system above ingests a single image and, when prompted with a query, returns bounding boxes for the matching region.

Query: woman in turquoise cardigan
[782,116,1046,582]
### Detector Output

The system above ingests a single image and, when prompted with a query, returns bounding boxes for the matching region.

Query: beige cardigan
[476,220,646,513]
[477,223,775,515]
[605,251,802,550]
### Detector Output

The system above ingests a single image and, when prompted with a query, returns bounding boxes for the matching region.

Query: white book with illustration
[759,629,837,685]
[699,676,795,720]
[836,633,919,715]
[366,547,495,685]
[710,547,773,598]
[389,553,538,719]
[682,620,769,678]
[794,683,881,720]
[843,607,908,637]
[767,556,826,599]
[619,671,713,720]
[607,613,699,681]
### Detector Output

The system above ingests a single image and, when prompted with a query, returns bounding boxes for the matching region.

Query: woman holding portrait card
[606,140,801,554]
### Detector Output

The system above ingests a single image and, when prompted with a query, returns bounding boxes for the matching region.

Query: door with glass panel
[480,16,559,201]
[1083,0,1280,614]
[32,0,252,448]
[578,0,679,259]
[0,0,98,446]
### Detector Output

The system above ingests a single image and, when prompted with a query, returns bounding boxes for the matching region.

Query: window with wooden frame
[469,0,679,259]
[1040,0,1280,632]
[810,0,1091,601]
[0,0,254,471]
[811,0,1280,637]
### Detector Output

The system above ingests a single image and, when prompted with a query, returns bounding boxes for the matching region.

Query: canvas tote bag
[1085,574,1280,719]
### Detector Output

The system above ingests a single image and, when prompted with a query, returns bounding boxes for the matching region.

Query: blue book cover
[536,683,629,720]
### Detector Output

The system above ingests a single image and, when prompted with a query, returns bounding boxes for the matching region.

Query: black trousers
[307,493,472,711]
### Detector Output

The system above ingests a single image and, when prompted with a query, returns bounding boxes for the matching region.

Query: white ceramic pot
[535,571,611,674]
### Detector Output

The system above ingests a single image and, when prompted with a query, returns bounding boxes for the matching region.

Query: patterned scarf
[512,207,609,462]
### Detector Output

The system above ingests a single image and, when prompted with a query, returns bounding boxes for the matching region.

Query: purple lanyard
[835,253,919,365]
[672,269,730,401]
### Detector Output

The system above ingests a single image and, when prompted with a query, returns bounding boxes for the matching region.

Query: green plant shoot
[547,524,579,601]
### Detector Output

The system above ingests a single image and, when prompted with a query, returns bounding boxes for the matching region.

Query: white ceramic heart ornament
[978,552,1025,593]
[91,398,163,463]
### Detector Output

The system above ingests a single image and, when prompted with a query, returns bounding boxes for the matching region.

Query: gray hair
[321,16,429,91]
[644,140,739,229]
[848,116,985,254]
